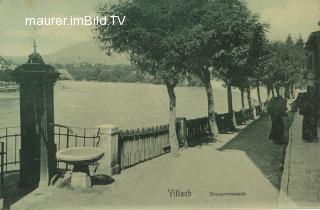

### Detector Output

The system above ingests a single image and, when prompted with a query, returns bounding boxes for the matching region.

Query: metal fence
[54,124,101,170]
[0,127,20,173]
[0,124,101,184]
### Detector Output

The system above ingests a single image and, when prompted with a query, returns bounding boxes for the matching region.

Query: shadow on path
[220,114,294,189]
[92,174,115,186]
[0,172,36,209]
[187,136,216,147]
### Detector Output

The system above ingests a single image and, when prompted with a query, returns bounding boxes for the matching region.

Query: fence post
[1,142,4,189]
[253,106,257,119]
[176,117,188,148]
[95,124,120,176]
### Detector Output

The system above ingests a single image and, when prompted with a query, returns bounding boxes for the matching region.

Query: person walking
[295,86,318,142]
[267,95,288,144]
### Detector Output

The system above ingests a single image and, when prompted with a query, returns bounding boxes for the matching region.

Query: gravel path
[279,113,320,208]
[12,116,282,210]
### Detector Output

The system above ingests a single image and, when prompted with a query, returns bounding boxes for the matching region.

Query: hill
[43,41,129,65]
[4,41,130,65]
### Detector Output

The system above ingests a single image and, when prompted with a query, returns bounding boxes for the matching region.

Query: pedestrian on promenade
[294,86,318,142]
[267,95,288,144]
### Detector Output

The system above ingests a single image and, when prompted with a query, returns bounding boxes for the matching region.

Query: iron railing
[54,124,100,170]
[0,127,20,173]
[0,124,101,185]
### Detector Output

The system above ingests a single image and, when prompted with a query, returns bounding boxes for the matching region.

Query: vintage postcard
[0,0,320,209]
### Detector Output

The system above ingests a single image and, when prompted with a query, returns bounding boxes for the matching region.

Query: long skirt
[302,115,317,141]
[270,116,285,144]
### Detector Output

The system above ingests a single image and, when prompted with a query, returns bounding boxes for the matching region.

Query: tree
[279,34,307,98]
[0,70,14,82]
[172,1,220,138]
[261,34,307,99]
[95,0,196,155]
[207,0,262,122]
[245,22,269,107]
[284,34,295,98]
[259,41,277,99]
[291,35,307,96]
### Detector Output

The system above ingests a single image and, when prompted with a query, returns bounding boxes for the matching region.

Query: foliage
[95,0,195,86]
[95,0,210,153]
[261,34,307,90]
[207,0,263,86]
[243,22,269,89]
[0,70,14,81]
[66,65,201,86]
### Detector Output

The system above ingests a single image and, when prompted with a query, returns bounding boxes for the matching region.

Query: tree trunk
[257,85,262,106]
[166,84,179,155]
[198,68,219,138]
[271,86,275,98]
[247,89,252,110]
[275,86,280,97]
[227,84,236,130]
[203,80,219,138]
[284,85,290,99]
[227,84,233,114]
[267,86,271,101]
[240,88,245,109]
[247,89,254,120]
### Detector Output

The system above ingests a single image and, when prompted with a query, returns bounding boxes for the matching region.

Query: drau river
[0,80,267,130]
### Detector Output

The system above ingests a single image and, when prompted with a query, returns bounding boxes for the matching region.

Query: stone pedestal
[71,172,91,189]
[95,124,120,176]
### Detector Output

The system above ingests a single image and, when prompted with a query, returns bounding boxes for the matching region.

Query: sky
[0,0,319,56]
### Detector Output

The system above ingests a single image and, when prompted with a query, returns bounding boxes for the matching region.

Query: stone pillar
[95,124,120,176]
[13,52,59,187]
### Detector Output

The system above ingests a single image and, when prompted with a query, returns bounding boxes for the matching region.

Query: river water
[0,80,267,130]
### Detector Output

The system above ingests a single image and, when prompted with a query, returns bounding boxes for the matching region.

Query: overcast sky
[0,0,319,56]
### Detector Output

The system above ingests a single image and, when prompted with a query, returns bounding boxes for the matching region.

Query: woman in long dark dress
[295,86,318,142]
[268,96,287,144]
[303,87,317,141]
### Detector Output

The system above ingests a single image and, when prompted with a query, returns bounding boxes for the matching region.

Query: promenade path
[12,117,282,210]
[279,113,320,208]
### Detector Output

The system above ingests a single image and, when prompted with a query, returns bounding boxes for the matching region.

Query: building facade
[305,31,320,91]
[0,56,11,71]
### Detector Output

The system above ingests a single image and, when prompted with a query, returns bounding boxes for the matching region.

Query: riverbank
[11,115,286,210]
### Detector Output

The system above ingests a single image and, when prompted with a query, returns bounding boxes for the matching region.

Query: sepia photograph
[0,0,319,209]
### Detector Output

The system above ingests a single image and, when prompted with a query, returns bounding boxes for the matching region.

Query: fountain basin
[56,147,104,165]
[56,147,105,189]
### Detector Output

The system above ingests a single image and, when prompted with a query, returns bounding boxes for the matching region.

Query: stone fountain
[56,147,104,189]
